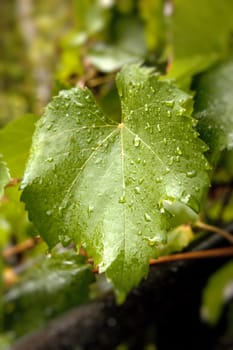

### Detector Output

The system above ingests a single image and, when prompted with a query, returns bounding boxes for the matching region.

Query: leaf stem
[3,236,41,259]
[5,178,21,188]
[149,246,233,265]
[194,220,233,244]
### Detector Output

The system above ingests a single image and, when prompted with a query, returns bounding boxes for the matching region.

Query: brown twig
[195,220,233,244]
[149,246,233,266]
[89,246,233,274]
[2,236,41,259]
[5,178,21,188]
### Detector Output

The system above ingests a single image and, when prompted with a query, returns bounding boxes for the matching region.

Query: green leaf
[3,252,94,336]
[0,157,10,197]
[21,64,209,300]
[165,55,218,91]
[138,0,164,51]
[0,114,38,178]
[194,58,233,164]
[201,261,233,326]
[155,225,194,257]
[88,17,146,73]
[171,0,233,57]
[168,0,233,87]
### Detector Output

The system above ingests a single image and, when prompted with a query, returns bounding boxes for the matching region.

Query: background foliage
[1,0,233,349]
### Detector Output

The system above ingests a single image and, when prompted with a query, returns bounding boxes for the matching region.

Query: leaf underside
[21,64,209,300]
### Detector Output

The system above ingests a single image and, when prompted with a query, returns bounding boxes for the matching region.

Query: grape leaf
[201,261,233,326]
[0,157,10,197]
[0,114,38,178]
[168,0,233,88]
[21,64,209,300]
[3,252,94,336]
[88,17,146,73]
[171,0,233,58]
[194,59,233,164]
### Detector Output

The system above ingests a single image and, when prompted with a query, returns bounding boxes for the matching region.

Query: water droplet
[168,156,174,165]
[165,100,174,107]
[163,138,167,145]
[46,157,53,162]
[88,205,94,216]
[136,158,141,164]
[134,135,141,147]
[157,124,161,132]
[138,230,142,236]
[65,113,69,117]
[164,166,170,174]
[186,170,197,178]
[46,210,53,216]
[119,195,126,204]
[145,104,149,111]
[160,207,165,214]
[134,186,141,194]
[144,213,152,222]
[46,123,53,130]
[155,177,162,183]
[167,110,171,117]
[175,146,182,155]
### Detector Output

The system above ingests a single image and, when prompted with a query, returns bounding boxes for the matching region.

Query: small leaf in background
[194,58,233,164]
[201,261,233,326]
[21,64,210,301]
[168,0,233,88]
[155,224,194,257]
[88,17,147,73]
[0,114,38,178]
[0,157,10,198]
[3,252,95,337]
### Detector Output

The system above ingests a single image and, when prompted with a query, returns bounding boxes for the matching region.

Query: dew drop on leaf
[186,170,197,178]
[46,157,54,162]
[133,135,141,147]
[88,205,94,216]
[144,213,152,222]
[119,195,126,204]
[164,100,175,107]
[175,146,182,155]
[134,186,141,194]
[155,176,162,183]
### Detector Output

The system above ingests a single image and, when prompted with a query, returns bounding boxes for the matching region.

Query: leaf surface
[0,157,10,197]
[194,59,233,163]
[21,64,209,299]
[168,0,233,88]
